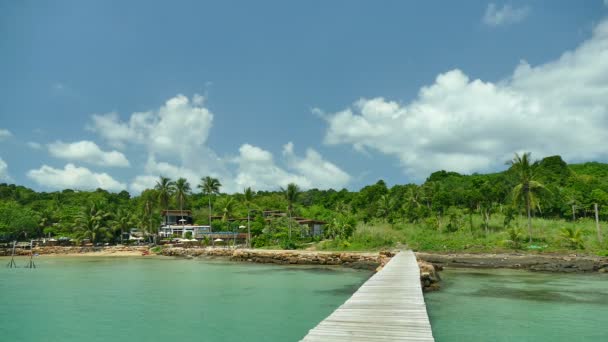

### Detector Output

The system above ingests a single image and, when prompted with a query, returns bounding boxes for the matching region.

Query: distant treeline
[1,154,608,244]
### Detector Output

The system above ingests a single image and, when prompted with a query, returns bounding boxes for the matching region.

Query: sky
[1,1,608,194]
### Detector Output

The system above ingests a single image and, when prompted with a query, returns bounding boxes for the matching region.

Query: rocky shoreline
[416,252,608,273]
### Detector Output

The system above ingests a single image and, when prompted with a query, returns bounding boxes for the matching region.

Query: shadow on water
[235,266,347,275]
[473,286,608,305]
[314,283,363,296]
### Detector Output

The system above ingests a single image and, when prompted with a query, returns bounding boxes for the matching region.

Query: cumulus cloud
[48,140,130,167]
[0,129,12,141]
[0,157,12,182]
[89,94,212,159]
[87,94,350,193]
[234,144,311,190]
[483,3,530,27]
[282,142,351,189]
[323,19,608,180]
[27,163,126,192]
[233,143,351,191]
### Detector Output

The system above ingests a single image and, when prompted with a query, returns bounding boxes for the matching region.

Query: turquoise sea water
[0,256,370,342]
[425,268,608,342]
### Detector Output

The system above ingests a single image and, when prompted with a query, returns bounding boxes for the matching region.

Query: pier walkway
[301,250,434,341]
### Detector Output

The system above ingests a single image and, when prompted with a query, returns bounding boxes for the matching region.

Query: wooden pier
[301,250,434,341]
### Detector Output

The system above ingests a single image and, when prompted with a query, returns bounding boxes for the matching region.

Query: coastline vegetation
[1,153,608,256]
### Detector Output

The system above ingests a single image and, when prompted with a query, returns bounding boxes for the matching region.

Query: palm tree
[75,203,110,244]
[198,176,222,228]
[111,208,133,244]
[508,152,547,243]
[376,194,395,223]
[174,178,192,224]
[215,197,236,221]
[243,187,255,248]
[155,176,175,225]
[282,183,300,240]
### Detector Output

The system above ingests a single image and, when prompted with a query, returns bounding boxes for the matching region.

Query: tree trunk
[526,195,532,243]
[595,203,603,243]
[288,206,292,240]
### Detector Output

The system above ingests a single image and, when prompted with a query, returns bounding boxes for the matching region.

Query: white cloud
[27,142,42,150]
[89,94,213,158]
[0,157,12,182]
[129,175,160,194]
[323,19,608,180]
[483,3,530,27]
[48,140,130,167]
[283,142,351,189]
[88,94,350,193]
[27,163,126,192]
[0,129,12,141]
[234,144,311,190]
[232,143,351,191]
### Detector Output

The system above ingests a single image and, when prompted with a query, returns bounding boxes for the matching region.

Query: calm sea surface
[425,267,608,342]
[0,256,370,342]
[3,257,607,342]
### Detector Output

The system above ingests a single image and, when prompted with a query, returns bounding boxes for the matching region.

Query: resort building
[159,210,210,238]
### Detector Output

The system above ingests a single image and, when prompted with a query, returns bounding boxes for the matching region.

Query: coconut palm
[282,183,300,240]
[154,176,175,225]
[111,208,133,244]
[508,152,547,243]
[75,203,110,244]
[243,187,255,248]
[174,178,192,224]
[198,176,222,227]
[215,196,236,221]
[376,194,395,223]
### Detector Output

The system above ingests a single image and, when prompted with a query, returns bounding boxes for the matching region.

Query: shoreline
[3,246,607,273]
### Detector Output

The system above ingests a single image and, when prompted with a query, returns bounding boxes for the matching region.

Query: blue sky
[1,1,608,193]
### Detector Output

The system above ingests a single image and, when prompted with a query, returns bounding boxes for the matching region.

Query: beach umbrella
[214,238,224,242]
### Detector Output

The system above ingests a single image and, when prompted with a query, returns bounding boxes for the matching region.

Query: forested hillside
[1,154,607,253]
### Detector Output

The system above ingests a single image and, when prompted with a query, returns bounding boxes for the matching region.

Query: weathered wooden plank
[300,250,434,341]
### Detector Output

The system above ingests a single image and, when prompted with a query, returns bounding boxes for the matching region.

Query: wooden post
[595,203,603,243]
[7,240,17,268]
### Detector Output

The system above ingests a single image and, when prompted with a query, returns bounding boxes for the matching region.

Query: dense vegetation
[1,154,607,255]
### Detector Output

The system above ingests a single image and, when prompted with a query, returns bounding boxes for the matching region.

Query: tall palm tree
[282,183,300,240]
[243,187,255,248]
[508,152,547,243]
[174,178,192,224]
[111,208,133,244]
[155,176,175,225]
[198,176,222,228]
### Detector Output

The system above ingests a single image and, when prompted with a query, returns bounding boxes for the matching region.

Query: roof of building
[161,210,192,215]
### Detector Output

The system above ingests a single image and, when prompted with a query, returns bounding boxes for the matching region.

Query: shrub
[559,227,585,249]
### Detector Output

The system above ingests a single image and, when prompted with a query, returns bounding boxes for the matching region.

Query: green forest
[1,153,608,255]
